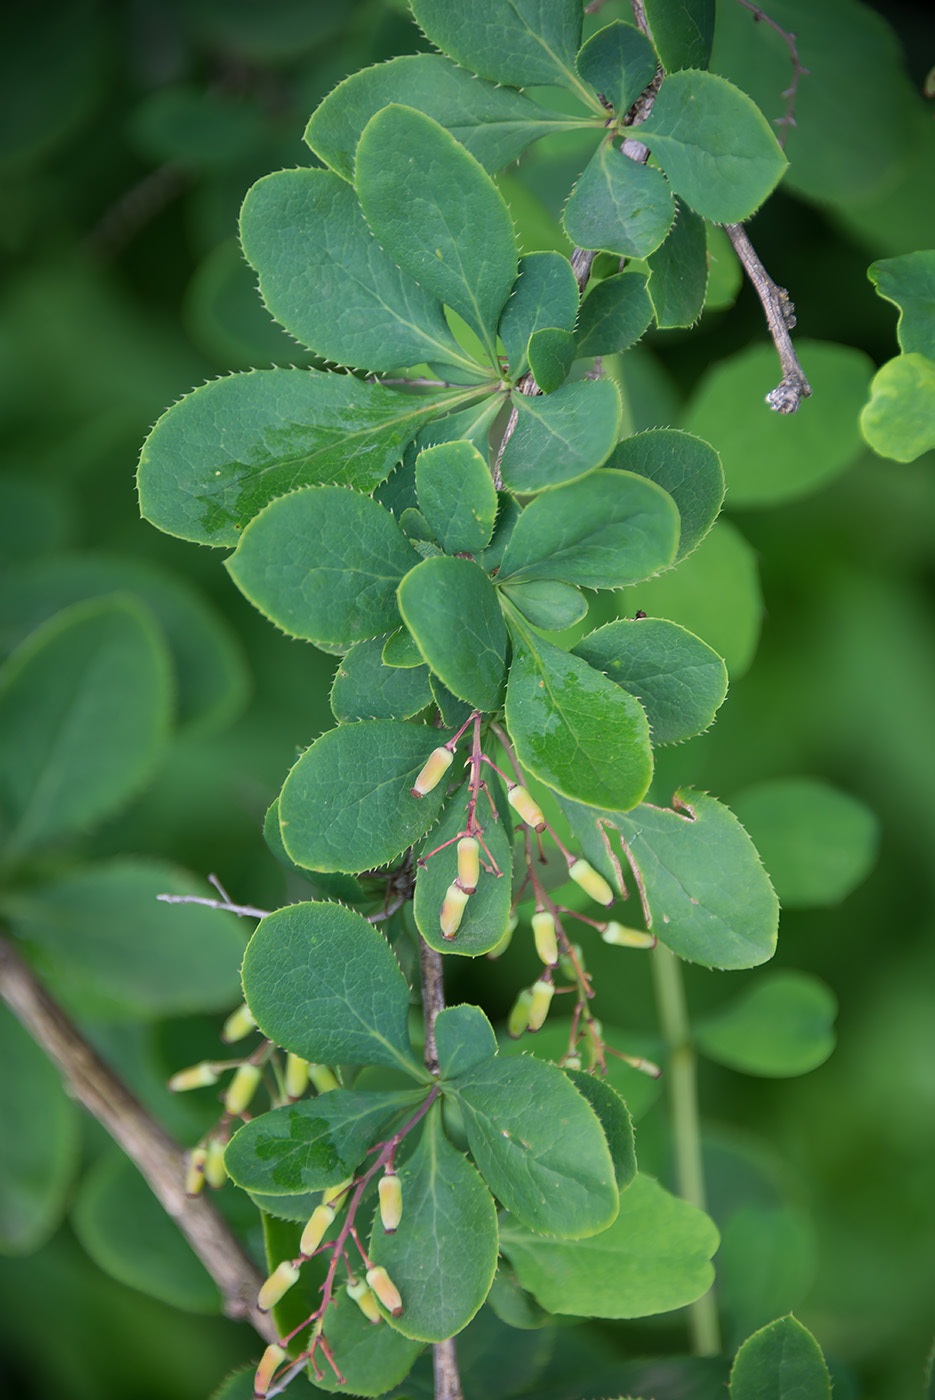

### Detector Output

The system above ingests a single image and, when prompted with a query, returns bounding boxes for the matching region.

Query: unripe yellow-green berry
[558,942,584,980]
[257,1260,301,1313]
[204,1137,227,1190]
[284,1053,310,1099]
[366,1265,404,1317]
[299,1203,335,1257]
[600,921,655,949]
[487,912,518,960]
[507,784,546,832]
[347,1276,381,1324]
[168,1061,218,1093]
[254,1344,288,1396]
[440,882,469,939]
[411,746,453,797]
[507,987,533,1038]
[528,978,554,1032]
[184,1146,208,1197]
[220,1002,256,1044]
[224,1062,262,1115]
[532,910,558,966]
[457,836,480,894]
[564,1053,583,1071]
[379,1172,403,1233]
[321,1176,353,1209]
[308,1063,340,1094]
[568,857,614,906]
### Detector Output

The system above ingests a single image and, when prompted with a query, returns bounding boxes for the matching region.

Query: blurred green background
[1,1,933,1397]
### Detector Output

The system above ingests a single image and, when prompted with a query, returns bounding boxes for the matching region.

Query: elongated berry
[487,913,518,960]
[168,1061,218,1093]
[184,1146,208,1197]
[508,784,546,832]
[507,987,533,1038]
[347,1276,381,1324]
[558,942,584,980]
[322,1176,353,1209]
[379,1172,403,1232]
[457,836,480,894]
[221,1002,256,1043]
[308,1063,339,1094]
[411,746,453,797]
[601,921,655,949]
[224,1062,262,1115]
[258,1260,301,1313]
[440,882,469,939]
[204,1137,227,1189]
[528,978,554,1032]
[568,857,614,906]
[284,1053,310,1099]
[532,910,558,966]
[299,1203,335,1257]
[254,1344,288,1396]
[366,1265,404,1317]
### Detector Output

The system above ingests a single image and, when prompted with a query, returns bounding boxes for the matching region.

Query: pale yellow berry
[224,1063,262,1115]
[532,910,558,966]
[299,1203,335,1257]
[184,1146,208,1197]
[220,1003,256,1044]
[254,1344,288,1396]
[366,1265,404,1317]
[568,858,614,906]
[257,1260,301,1313]
[411,746,453,797]
[347,1276,381,1324]
[284,1053,310,1100]
[168,1061,218,1093]
[507,784,546,832]
[204,1138,227,1190]
[321,1177,353,1209]
[507,987,533,1038]
[457,837,480,894]
[564,1053,583,1071]
[600,921,655,949]
[440,882,469,939]
[308,1064,340,1094]
[527,978,554,1032]
[378,1172,403,1233]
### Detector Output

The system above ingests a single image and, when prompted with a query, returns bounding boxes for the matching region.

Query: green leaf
[369,1108,498,1341]
[684,340,874,507]
[226,486,417,647]
[486,1267,551,1331]
[71,1151,219,1313]
[501,581,588,632]
[576,21,657,115]
[527,327,576,393]
[305,54,568,181]
[729,1315,831,1400]
[0,597,170,864]
[637,71,786,223]
[430,676,474,731]
[224,1090,425,1194]
[242,902,422,1075]
[435,1006,499,1080]
[139,369,455,547]
[415,441,498,556]
[403,399,503,475]
[572,618,728,745]
[450,1055,618,1237]
[240,169,471,374]
[497,468,679,589]
[500,1173,718,1316]
[563,142,675,258]
[399,509,440,555]
[505,625,653,811]
[382,628,424,669]
[643,0,715,71]
[620,519,760,678]
[481,495,522,574]
[413,777,513,956]
[576,272,654,357]
[209,1368,255,1400]
[308,1287,422,1395]
[408,0,586,95]
[860,353,935,463]
[397,556,508,712]
[564,1070,636,1191]
[559,789,779,969]
[263,797,365,904]
[499,379,622,492]
[498,252,580,380]
[0,1004,79,1255]
[331,637,433,724]
[695,971,837,1078]
[730,777,879,909]
[500,1018,662,1122]
[606,428,723,562]
[356,105,517,359]
[868,250,935,358]
[646,201,708,328]
[279,720,451,873]
[2,860,244,1021]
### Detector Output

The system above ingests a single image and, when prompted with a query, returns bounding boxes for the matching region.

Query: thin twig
[0,934,278,1345]
[733,0,810,144]
[722,222,812,413]
[157,891,271,919]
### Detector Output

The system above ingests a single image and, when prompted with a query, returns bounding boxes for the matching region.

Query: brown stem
[0,934,278,1345]
[722,221,812,414]
[433,1338,465,1400]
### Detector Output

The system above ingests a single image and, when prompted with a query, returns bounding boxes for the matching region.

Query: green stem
[650,942,721,1357]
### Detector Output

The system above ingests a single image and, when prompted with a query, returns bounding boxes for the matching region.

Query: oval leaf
[499,379,622,492]
[331,637,433,724]
[695,971,837,1078]
[563,141,675,258]
[606,428,724,562]
[729,1315,831,1400]
[398,556,508,712]
[415,441,498,557]
[499,252,580,380]
[408,0,584,93]
[576,271,654,357]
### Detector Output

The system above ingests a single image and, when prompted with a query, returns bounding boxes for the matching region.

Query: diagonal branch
[723,221,812,413]
[0,933,278,1346]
